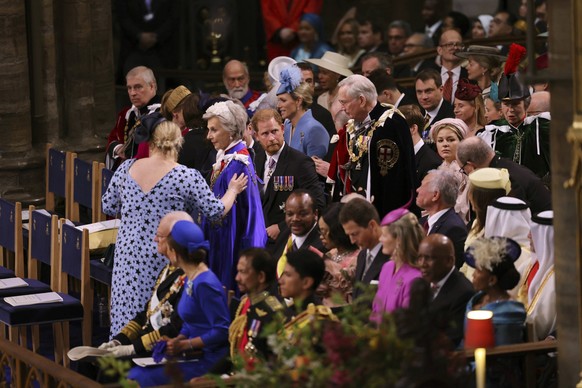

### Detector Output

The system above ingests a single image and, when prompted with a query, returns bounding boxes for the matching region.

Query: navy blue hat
[134,112,166,144]
[170,220,210,253]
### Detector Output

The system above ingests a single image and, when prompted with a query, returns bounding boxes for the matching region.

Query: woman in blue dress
[102,114,247,335]
[202,101,267,293]
[276,64,330,158]
[464,236,527,386]
[128,220,230,386]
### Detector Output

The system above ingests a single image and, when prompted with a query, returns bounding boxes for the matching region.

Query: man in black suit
[252,109,325,244]
[399,104,442,184]
[418,234,474,347]
[367,69,417,109]
[457,137,552,214]
[416,169,468,268]
[272,190,326,276]
[339,198,389,301]
[415,69,454,142]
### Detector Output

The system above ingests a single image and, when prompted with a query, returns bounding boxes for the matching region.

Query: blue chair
[0,199,21,278]
[71,158,99,223]
[91,163,114,294]
[45,145,75,219]
[60,223,93,351]
[0,208,84,365]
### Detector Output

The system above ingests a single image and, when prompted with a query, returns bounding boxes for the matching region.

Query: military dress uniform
[113,265,185,354]
[229,291,289,360]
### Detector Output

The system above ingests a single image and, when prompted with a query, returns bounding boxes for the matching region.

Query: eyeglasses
[459,161,469,175]
[440,42,465,50]
[155,233,168,239]
[404,43,423,49]
[338,98,354,106]
[388,35,406,40]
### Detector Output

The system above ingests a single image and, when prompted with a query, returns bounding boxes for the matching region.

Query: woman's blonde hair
[385,213,425,267]
[291,82,314,110]
[149,121,184,160]
[474,94,486,127]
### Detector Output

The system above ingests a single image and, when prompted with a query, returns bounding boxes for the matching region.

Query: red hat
[455,78,482,101]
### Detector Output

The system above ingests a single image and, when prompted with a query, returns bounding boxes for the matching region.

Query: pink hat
[429,118,469,143]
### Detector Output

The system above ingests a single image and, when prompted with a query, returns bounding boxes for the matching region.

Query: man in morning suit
[273,190,326,277]
[415,69,454,143]
[339,197,389,302]
[418,234,474,347]
[416,169,467,268]
[457,136,552,214]
[252,109,325,244]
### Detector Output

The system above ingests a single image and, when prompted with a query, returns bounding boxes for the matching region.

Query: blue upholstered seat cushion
[0,279,52,297]
[0,267,15,279]
[0,292,83,325]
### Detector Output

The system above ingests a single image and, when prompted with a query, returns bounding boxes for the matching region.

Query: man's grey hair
[457,137,495,167]
[426,169,460,207]
[126,66,156,86]
[388,20,412,37]
[338,74,378,103]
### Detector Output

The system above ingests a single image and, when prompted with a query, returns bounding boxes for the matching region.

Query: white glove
[111,344,135,357]
[98,340,121,350]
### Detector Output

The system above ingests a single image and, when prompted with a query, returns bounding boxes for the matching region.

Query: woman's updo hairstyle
[202,100,248,141]
[150,120,184,160]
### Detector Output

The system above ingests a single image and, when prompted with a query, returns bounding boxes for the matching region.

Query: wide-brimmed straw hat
[455,45,507,61]
[305,52,353,77]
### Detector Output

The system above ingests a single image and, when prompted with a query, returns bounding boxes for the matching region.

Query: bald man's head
[155,211,194,256]
[417,234,455,283]
[527,91,550,116]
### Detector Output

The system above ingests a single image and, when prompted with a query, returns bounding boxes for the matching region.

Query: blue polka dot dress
[102,159,224,336]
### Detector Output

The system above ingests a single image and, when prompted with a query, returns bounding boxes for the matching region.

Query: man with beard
[252,109,325,244]
[223,60,262,117]
[106,66,161,170]
[272,190,326,277]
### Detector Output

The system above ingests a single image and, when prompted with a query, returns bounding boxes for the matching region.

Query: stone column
[0,0,32,154]
[553,0,581,386]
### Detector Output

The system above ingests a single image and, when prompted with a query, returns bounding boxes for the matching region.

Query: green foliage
[227,285,413,388]
[97,356,137,387]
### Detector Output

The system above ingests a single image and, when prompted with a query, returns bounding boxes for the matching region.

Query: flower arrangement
[225,281,468,387]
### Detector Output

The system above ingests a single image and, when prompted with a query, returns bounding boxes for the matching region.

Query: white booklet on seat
[132,357,196,367]
[0,278,28,289]
[4,292,63,306]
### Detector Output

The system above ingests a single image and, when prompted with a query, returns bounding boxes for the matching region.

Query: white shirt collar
[394,93,405,107]
[413,138,425,154]
[427,207,451,233]
[367,242,383,260]
[427,99,444,120]
[432,265,455,298]
[425,20,442,38]
[292,221,317,249]
[265,142,285,166]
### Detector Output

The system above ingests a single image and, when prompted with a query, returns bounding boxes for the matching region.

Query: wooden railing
[0,337,117,387]
[462,339,558,388]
